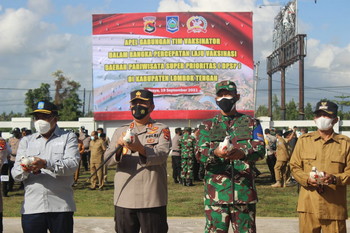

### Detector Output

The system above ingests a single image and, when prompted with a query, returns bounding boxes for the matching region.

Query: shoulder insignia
[162,128,170,141]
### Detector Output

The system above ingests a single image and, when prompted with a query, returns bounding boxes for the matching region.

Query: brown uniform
[89,138,106,189]
[274,137,291,184]
[290,131,350,232]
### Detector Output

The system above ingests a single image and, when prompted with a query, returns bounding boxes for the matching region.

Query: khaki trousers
[299,212,346,233]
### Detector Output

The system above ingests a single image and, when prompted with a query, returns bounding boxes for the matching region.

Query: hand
[320,172,336,185]
[119,134,146,156]
[307,177,319,187]
[31,157,47,174]
[214,147,245,160]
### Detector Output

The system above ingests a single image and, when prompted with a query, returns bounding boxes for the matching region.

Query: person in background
[300,127,308,135]
[104,89,171,233]
[89,131,106,190]
[6,127,22,195]
[73,132,84,186]
[97,128,110,183]
[170,127,182,184]
[196,80,265,233]
[179,127,196,186]
[11,101,80,233]
[265,128,277,183]
[0,131,10,232]
[290,100,350,233]
[79,128,91,171]
[271,130,292,188]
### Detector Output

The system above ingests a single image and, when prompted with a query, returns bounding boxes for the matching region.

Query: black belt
[173,150,181,152]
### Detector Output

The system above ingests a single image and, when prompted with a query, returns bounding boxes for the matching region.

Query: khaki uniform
[290,131,350,231]
[89,139,106,189]
[104,120,171,208]
[274,137,291,184]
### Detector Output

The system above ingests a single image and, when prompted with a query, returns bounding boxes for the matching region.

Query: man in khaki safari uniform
[290,100,350,233]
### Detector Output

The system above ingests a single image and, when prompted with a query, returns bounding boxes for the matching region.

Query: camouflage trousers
[180,158,193,180]
[204,204,256,233]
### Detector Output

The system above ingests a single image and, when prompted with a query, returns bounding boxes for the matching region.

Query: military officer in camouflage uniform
[196,80,265,233]
[179,127,196,186]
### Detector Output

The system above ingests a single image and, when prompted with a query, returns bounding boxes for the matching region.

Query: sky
[0,0,350,114]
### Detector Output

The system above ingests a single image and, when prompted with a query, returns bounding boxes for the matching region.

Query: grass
[3,158,348,218]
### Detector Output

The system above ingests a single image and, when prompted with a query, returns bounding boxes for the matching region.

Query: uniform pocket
[330,152,345,172]
[301,153,316,172]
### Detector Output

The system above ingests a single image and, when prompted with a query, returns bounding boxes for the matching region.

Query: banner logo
[187,16,207,33]
[166,16,179,33]
[143,16,156,33]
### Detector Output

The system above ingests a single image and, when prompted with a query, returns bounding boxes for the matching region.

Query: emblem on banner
[166,16,179,33]
[143,16,156,33]
[186,16,207,33]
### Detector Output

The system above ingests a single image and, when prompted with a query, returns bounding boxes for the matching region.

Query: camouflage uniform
[197,113,265,233]
[179,130,196,185]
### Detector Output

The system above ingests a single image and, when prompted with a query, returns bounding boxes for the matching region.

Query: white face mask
[314,116,334,131]
[34,119,52,135]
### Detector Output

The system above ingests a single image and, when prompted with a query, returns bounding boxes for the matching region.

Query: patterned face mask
[131,105,149,120]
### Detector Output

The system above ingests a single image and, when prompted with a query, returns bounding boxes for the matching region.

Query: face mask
[314,116,334,131]
[34,119,52,135]
[216,97,236,113]
[131,105,149,120]
[91,136,95,140]
[98,133,101,137]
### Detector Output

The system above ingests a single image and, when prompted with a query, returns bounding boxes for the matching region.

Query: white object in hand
[20,156,35,167]
[123,129,135,143]
[218,136,233,153]
[309,166,324,184]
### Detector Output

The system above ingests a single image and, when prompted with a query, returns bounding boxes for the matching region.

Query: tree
[304,103,314,120]
[23,70,83,120]
[255,105,268,117]
[24,83,51,116]
[51,70,82,120]
[285,99,298,120]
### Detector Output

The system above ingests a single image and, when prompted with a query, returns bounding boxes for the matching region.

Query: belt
[173,150,181,152]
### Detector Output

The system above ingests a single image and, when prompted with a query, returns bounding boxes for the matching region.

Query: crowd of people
[0,81,349,233]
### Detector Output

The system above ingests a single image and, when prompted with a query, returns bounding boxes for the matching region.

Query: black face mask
[131,105,149,120]
[216,98,236,113]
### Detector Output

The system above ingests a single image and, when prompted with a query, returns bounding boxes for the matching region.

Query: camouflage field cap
[184,127,192,132]
[31,101,58,115]
[215,80,237,94]
[314,100,338,116]
[130,89,154,102]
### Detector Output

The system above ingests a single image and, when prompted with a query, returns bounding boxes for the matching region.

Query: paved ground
[4,217,350,232]
[3,217,300,233]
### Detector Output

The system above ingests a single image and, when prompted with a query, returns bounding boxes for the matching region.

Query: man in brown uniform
[104,89,171,233]
[271,130,291,188]
[89,131,106,190]
[290,100,350,233]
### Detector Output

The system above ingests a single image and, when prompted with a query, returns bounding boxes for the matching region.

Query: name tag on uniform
[0,175,9,182]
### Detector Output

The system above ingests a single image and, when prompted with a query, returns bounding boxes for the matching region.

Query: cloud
[63,4,92,25]
[27,0,53,16]
[0,5,91,113]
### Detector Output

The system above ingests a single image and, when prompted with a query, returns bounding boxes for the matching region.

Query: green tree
[24,83,51,116]
[255,105,268,117]
[304,103,314,120]
[52,70,82,120]
[272,94,281,120]
[285,99,298,120]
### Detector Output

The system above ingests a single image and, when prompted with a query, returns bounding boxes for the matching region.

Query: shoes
[89,187,96,190]
[186,180,194,186]
[98,187,104,191]
[284,181,297,187]
[174,179,179,184]
[271,181,282,188]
